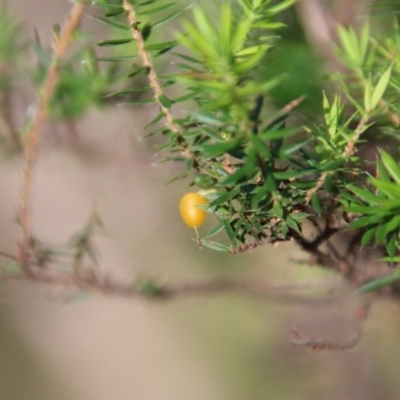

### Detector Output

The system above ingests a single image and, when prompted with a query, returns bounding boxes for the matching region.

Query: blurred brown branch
[0,247,344,305]
[18,3,86,276]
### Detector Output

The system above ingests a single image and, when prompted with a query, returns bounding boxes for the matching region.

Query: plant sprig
[87,0,400,263]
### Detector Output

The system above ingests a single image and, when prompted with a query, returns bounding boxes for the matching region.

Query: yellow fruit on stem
[179,192,208,228]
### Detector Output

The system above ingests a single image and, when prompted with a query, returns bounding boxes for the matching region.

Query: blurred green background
[1,1,400,399]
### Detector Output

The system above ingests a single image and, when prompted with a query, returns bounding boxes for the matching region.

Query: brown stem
[18,3,86,276]
[122,0,176,131]
[343,113,369,158]
[0,265,341,306]
[121,0,197,165]
[0,241,346,304]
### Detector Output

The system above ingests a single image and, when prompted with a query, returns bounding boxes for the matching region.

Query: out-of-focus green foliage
[0,6,25,146]
[261,41,323,112]
[3,1,400,294]
[0,5,25,71]
[0,5,130,125]
[32,36,123,120]
[84,0,400,270]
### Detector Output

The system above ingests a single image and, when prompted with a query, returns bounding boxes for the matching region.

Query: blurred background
[1,1,400,399]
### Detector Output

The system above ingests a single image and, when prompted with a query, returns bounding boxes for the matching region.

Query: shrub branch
[0,249,341,306]
[18,3,86,276]
[122,0,197,165]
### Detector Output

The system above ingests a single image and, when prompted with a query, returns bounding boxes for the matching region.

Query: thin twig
[122,0,196,164]
[304,171,328,204]
[18,3,85,276]
[0,265,342,306]
[231,239,268,254]
[0,89,20,147]
[122,0,177,132]
[0,249,19,261]
[343,113,369,158]
[264,95,307,127]
[0,248,341,304]
[379,98,400,127]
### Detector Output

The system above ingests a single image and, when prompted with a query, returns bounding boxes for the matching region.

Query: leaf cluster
[0,5,131,128]
[2,0,400,297]
[86,0,400,263]
[344,151,400,259]
[31,35,121,120]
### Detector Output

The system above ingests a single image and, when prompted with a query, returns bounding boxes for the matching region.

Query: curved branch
[18,3,86,276]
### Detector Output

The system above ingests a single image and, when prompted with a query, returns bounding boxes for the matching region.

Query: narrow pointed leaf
[90,15,129,30]
[201,240,231,252]
[98,38,133,46]
[138,3,175,16]
[203,221,225,239]
[355,271,400,294]
[380,150,400,185]
[371,65,392,109]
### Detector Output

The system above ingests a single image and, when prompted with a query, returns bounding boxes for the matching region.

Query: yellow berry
[179,192,208,228]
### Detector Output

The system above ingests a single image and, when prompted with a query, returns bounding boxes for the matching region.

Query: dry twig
[0,264,342,307]
[18,3,86,275]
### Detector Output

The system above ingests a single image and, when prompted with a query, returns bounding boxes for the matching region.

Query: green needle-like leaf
[355,271,400,294]
[371,64,392,110]
[380,150,400,185]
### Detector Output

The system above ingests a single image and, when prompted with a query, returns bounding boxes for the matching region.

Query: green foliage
[32,37,120,120]
[4,1,400,295]
[337,23,370,71]
[137,277,166,297]
[0,5,127,130]
[84,0,400,265]
[261,41,323,112]
[0,6,24,64]
[344,150,400,259]
[0,6,26,146]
